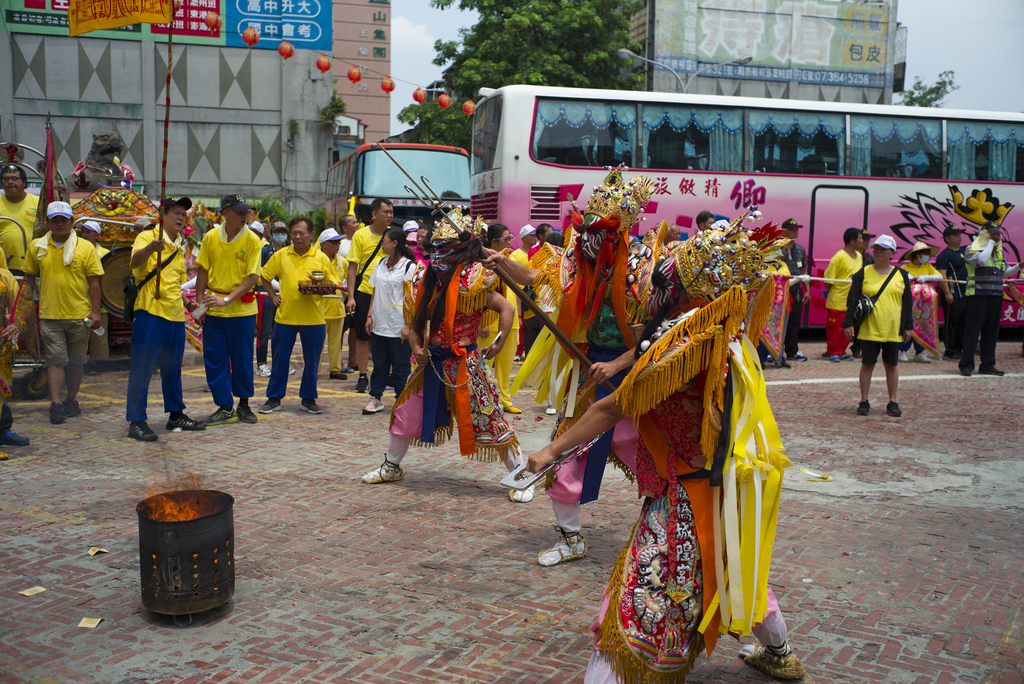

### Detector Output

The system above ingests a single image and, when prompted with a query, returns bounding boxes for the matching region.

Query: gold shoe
[741,644,806,680]
[537,527,587,567]
[503,405,522,415]
[360,458,403,484]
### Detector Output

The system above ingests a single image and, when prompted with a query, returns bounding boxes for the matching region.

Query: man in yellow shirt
[0,164,38,273]
[511,224,538,356]
[125,197,207,441]
[195,195,263,425]
[822,227,864,361]
[316,228,348,380]
[345,198,392,393]
[23,201,104,425]
[259,216,333,414]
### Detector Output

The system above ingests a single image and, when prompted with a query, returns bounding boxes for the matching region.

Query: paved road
[2,340,1022,683]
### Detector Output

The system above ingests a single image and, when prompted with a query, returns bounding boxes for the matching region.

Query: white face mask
[272,233,287,245]
[918,255,929,265]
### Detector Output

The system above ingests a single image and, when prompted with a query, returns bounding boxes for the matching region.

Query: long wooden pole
[155,17,174,298]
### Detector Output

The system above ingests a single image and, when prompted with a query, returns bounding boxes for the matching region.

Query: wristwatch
[223,295,231,305]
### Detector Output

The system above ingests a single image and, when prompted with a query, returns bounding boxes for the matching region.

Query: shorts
[40,318,91,367]
[353,290,372,342]
[859,339,900,367]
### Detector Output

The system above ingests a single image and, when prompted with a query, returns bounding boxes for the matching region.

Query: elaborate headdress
[432,206,486,244]
[581,166,655,232]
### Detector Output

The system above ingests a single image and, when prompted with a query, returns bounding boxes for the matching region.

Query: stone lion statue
[72,131,126,192]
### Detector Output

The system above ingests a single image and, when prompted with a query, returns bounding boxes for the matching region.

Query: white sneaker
[361,458,403,484]
[898,351,909,362]
[913,352,931,363]
[255,364,271,377]
[545,406,557,416]
[508,484,535,503]
[537,527,587,567]
[362,397,385,415]
[288,367,296,376]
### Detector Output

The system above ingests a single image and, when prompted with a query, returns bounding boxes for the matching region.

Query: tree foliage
[430,0,645,100]
[397,101,473,150]
[898,70,959,108]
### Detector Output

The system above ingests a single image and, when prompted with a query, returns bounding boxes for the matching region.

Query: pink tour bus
[469,84,1024,326]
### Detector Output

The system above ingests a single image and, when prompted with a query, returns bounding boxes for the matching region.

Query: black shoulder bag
[354,236,385,291]
[850,267,899,326]
[123,249,179,320]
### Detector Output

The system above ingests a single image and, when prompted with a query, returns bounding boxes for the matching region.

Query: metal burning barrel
[136,490,235,615]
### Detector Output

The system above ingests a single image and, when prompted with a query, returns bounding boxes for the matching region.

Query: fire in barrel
[136,490,235,615]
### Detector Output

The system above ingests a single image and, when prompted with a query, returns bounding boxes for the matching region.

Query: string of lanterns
[203,12,472,113]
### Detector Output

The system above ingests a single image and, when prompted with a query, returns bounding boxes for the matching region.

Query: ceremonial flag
[69,0,173,38]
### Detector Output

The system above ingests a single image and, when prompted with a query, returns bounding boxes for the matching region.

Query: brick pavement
[1,339,1022,683]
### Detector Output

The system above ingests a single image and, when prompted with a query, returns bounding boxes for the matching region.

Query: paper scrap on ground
[78,618,103,628]
[88,547,108,556]
[19,586,46,596]
[801,467,832,482]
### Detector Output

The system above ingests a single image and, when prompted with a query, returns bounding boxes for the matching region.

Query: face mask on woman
[272,233,287,245]
[917,255,929,265]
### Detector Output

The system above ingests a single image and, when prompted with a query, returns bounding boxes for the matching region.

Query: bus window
[850,116,941,179]
[473,96,502,174]
[641,105,742,172]
[947,121,1023,182]
[748,111,844,175]
[532,99,636,167]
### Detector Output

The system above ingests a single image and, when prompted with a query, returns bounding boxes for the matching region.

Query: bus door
[807,184,869,324]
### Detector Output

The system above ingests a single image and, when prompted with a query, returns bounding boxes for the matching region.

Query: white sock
[502,447,523,473]
[386,434,410,466]
[583,651,619,684]
[751,609,788,649]
[551,497,581,533]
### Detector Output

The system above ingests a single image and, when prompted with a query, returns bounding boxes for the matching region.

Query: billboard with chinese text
[655,0,894,89]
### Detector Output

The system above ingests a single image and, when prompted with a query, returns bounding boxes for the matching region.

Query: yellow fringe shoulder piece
[615,286,750,464]
[402,262,428,328]
[532,246,570,311]
[454,262,499,314]
[742,277,776,351]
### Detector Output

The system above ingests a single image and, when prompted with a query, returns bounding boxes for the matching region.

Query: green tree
[397,101,473,150]
[898,70,959,108]
[430,0,644,100]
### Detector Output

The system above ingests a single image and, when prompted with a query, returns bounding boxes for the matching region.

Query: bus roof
[348,142,469,157]
[478,84,1024,124]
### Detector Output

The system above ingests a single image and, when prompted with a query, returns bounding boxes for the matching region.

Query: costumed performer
[899,241,943,363]
[360,208,535,503]
[487,166,662,566]
[525,216,806,682]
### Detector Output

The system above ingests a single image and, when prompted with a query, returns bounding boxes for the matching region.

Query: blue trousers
[126,311,186,422]
[267,322,325,401]
[203,314,256,408]
[899,339,925,354]
[369,333,411,400]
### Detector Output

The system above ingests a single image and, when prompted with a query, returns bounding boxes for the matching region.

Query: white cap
[403,220,420,232]
[82,220,102,234]
[712,219,730,230]
[47,201,73,219]
[319,228,342,243]
[870,234,897,251]
[519,224,536,239]
[249,221,263,233]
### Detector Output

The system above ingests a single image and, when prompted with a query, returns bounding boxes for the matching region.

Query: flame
[139,490,224,522]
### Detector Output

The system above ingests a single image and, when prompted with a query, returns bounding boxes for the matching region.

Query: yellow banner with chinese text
[69,0,172,37]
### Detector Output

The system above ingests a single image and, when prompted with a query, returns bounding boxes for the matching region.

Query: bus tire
[19,368,48,401]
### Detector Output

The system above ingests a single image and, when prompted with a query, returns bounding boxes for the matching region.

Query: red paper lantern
[278,41,294,59]
[381,77,395,93]
[347,66,362,83]
[412,87,426,103]
[437,93,452,109]
[242,27,259,47]
[203,12,221,31]
[462,100,475,115]
[316,55,332,73]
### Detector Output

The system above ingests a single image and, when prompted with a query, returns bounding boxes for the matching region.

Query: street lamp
[684,56,753,93]
[616,48,685,93]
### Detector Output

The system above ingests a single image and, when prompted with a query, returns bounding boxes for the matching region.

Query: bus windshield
[361,148,470,200]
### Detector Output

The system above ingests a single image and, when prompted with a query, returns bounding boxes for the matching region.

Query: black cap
[861,228,875,238]
[942,226,962,238]
[162,196,193,211]
[221,194,252,213]
[781,218,802,231]
[981,220,1001,234]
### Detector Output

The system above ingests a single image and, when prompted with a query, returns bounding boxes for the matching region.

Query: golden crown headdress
[583,166,655,232]
[433,206,485,243]
[671,209,790,301]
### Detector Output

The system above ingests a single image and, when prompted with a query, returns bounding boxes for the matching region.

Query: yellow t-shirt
[95,244,110,260]
[321,251,348,321]
[348,226,386,295]
[0,245,8,269]
[261,245,333,326]
[23,234,104,320]
[131,229,188,322]
[858,266,906,343]
[196,226,263,318]
[509,248,533,319]
[0,193,39,271]
[823,249,863,311]
[902,262,941,279]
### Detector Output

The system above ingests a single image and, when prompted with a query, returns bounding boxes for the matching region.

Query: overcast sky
[389,0,1024,135]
